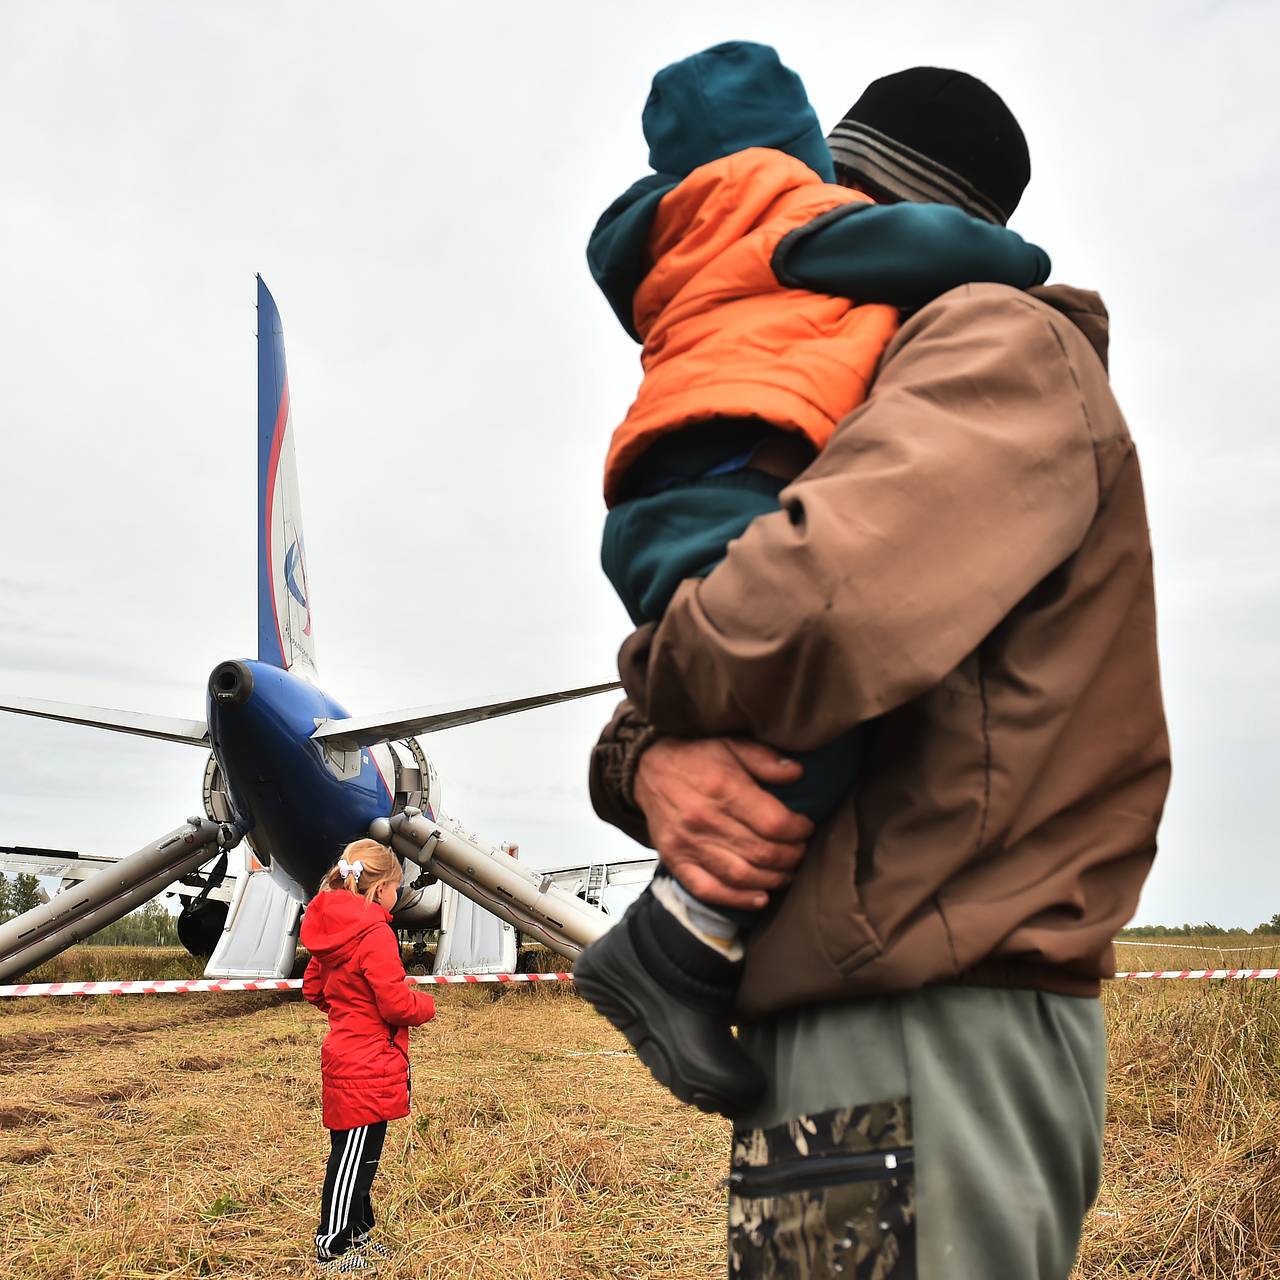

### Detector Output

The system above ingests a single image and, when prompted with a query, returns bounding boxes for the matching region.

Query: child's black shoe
[573,886,765,1117]
[316,1250,374,1273]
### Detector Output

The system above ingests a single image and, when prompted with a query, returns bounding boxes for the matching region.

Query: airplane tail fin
[257,276,318,681]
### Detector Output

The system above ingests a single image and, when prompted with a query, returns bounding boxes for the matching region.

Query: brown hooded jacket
[590,282,1171,1017]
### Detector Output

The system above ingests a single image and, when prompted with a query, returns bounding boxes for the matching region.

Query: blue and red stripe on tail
[256,277,318,680]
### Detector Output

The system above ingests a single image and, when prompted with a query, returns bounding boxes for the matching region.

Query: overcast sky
[1,1,1276,927]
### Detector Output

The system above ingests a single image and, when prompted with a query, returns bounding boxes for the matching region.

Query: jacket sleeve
[774,202,1051,309]
[302,955,328,1012]
[588,699,658,846]
[618,285,1101,752]
[587,173,680,341]
[359,926,436,1027]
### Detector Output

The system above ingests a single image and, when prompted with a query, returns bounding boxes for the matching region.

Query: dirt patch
[96,1085,140,1104]
[0,1106,49,1131]
[82,1083,148,1106]
[0,1084,155,1129]
[175,1057,226,1072]
[54,1081,156,1111]
[0,1045,70,1075]
[2,1142,53,1165]
[0,1025,149,1074]
[0,1030,76,1069]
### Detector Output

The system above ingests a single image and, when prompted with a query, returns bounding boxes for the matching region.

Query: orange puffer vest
[603,147,899,507]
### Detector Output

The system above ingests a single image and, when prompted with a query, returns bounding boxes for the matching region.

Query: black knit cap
[826,68,1030,225]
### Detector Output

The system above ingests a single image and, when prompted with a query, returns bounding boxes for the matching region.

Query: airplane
[0,278,655,983]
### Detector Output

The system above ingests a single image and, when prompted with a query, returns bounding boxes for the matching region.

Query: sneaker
[573,887,765,1117]
[316,1250,374,1273]
[355,1240,393,1260]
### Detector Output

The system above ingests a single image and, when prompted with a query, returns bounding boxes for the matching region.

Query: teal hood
[643,42,834,182]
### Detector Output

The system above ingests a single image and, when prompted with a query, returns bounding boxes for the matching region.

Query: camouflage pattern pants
[729,987,1105,1280]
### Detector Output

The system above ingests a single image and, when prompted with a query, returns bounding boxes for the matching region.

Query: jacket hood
[644,42,834,182]
[300,889,391,964]
[1029,285,1109,370]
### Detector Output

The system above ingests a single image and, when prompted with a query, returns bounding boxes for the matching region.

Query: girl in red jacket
[301,838,436,1273]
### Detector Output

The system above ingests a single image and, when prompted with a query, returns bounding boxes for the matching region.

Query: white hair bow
[337,858,365,881]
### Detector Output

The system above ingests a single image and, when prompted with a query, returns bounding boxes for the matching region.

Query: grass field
[0,940,1277,1279]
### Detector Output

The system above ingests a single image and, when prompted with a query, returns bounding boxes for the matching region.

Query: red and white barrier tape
[1116,940,1279,952]
[0,972,575,999]
[1114,968,1279,981]
[3,968,1279,999]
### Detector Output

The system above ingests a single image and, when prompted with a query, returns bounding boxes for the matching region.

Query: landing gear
[177,897,229,958]
[176,848,232,959]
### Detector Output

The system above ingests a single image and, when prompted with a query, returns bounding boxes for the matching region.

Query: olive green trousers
[731,987,1106,1279]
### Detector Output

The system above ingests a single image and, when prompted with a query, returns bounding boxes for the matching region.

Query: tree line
[1118,914,1280,937]
[0,872,44,921]
[0,874,179,945]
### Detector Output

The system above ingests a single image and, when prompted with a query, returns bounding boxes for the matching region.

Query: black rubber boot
[573,887,766,1117]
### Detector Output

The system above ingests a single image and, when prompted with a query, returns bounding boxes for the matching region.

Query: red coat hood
[300,889,392,964]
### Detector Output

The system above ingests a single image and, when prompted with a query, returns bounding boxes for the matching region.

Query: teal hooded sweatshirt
[591,42,1051,828]
[588,41,1049,342]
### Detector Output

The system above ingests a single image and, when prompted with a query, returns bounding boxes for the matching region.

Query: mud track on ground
[0,1081,158,1134]
[0,993,297,1074]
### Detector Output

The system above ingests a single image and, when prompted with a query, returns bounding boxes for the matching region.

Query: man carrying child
[584,50,1170,1280]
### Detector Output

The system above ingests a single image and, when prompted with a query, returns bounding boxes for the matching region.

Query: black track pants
[316,1121,388,1259]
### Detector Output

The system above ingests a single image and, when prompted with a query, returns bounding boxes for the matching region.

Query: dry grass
[0,974,725,1280]
[0,940,1277,1278]
[1076,938,1280,1279]
[25,947,207,983]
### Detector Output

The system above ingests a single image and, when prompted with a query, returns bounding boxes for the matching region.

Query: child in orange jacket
[574,41,1050,1119]
[302,839,435,1273]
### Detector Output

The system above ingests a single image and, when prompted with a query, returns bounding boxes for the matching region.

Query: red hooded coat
[301,890,436,1130]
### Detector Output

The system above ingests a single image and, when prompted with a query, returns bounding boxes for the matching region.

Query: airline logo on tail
[263,388,318,679]
[283,539,311,637]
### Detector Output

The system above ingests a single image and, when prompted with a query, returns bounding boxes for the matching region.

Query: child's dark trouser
[602,470,868,849]
[316,1120,388,1260]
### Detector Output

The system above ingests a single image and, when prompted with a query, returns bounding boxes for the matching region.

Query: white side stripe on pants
[338,1126,367,1247]
[317,1128,357,1256]
[317,1125,367,1257]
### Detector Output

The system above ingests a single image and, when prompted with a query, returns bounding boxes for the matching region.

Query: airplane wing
[0,845,91,879]
[0,845,235,903]
[310,681,623,750]
[0,696,209,746]
[533,853,659,917]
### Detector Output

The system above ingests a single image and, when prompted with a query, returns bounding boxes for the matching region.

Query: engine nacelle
[202,736,441,831]
[381,736,442,820]
[202,752,236,825]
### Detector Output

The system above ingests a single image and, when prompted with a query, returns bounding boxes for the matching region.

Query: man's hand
[633,738,814,910]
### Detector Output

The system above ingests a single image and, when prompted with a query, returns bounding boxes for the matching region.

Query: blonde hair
[319,838,402,904]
